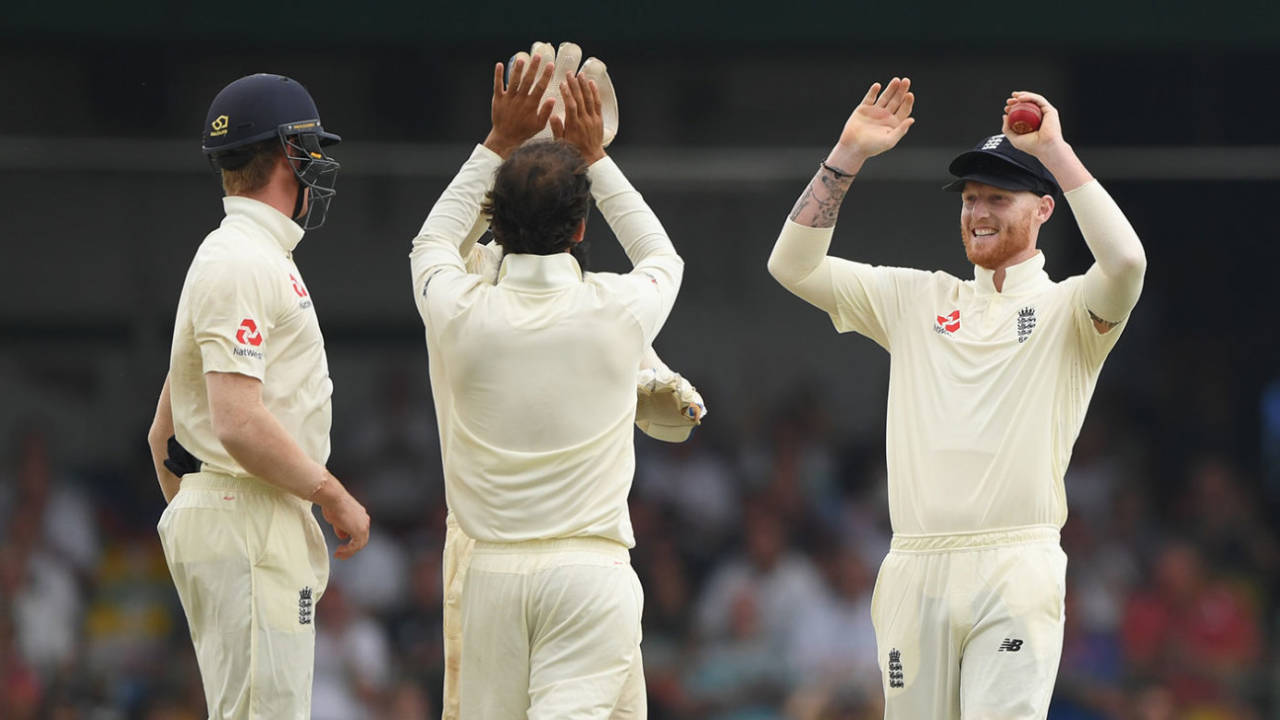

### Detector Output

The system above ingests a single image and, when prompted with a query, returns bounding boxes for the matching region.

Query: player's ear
[571,218,586,244]
[1036,194,1055,223]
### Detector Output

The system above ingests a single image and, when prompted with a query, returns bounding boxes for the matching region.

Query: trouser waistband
[473,536,630,561]
[889,525,1059,553]
[179,471,311,508]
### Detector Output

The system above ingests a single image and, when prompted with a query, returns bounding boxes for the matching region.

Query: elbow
[146,423,167,454]
[1110,246,1148,284]
[767,247,800,288]
[1125,246,1148,279]
[211,408,251,455]
[766,252,785,283]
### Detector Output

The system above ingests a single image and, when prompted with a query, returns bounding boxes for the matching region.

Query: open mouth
[972,227,998,238]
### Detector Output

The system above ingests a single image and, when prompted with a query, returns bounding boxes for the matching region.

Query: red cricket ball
[1007,102,1043,134]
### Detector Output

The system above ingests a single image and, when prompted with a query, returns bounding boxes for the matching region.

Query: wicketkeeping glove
[510,41,620,147]
[635,366,707,443]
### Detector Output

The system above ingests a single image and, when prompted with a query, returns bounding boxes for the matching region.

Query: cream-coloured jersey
[827,250,1125,535]
[169,196,333,477]
[410,145,683,546]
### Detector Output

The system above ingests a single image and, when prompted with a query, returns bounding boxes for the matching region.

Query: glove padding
[163,435,201,477]
[510,41,619,147]
[636,367,706,443]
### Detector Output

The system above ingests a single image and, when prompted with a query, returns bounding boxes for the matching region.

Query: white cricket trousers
[157,472,330,720]
[872,525,1066,720]
[457,535,646,720]
[442,514,475,720]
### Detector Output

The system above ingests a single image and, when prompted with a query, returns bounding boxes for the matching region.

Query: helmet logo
[210,115,230,137]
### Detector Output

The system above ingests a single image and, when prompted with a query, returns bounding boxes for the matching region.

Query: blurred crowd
[0,371,1276,720]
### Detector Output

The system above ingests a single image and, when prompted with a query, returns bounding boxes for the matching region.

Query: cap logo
[210,115,229,137]
[981,134,1005,150]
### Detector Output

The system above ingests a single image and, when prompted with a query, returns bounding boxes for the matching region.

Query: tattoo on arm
[1088,308,1121,330]
[789,166,856,228]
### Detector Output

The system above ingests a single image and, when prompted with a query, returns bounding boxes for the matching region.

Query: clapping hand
[550,73,606,165]
[484,54,556,158]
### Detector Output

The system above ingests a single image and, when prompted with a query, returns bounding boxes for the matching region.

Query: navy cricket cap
[202,73,341,160]
[943,134,1060,198]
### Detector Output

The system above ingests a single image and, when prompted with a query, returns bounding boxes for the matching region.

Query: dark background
[1,2,1277,718]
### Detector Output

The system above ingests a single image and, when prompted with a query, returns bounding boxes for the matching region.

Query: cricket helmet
[202,73,342,230]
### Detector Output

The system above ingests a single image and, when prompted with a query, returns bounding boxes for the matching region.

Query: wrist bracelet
[820,160,855,179]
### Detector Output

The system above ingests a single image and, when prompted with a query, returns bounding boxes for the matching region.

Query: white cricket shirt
[410,145,683,546]
[169,196,333,477]
[825,248,1126,535]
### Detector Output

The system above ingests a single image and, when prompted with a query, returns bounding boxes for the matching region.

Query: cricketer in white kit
[147,73,370,720]
[410,56,683,718]
[768,79,1147,719]
[433,41,706,720]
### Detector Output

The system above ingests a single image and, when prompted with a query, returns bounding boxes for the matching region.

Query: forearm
[147,375,181,503]
[768,161,857,311]
[410,145,503,283]
[1034,141,1094,194]
[458,213,492,261]
[217,404,332,501]
[1067,180,1147,323]
[588,157,680,271]
[788,150,862,229]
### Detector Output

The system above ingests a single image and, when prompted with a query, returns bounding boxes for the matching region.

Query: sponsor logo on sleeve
[998,637,1024,652]
[233,318,265,360]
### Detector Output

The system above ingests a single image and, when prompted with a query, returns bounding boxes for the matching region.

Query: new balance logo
[888,648,905,688]
[998,638,1024,652]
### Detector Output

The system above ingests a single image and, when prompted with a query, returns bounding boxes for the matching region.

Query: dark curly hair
[482,140,592,258]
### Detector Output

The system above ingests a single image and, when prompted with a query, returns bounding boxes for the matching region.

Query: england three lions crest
[1016,306,1037,343]
[298,587,314,625]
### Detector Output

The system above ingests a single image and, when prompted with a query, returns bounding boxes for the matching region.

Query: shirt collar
[973,251,1050,295]
[222,196,305,254]
[497,253,584,291]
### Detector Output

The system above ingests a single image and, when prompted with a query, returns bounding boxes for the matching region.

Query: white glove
[636,364,706,443]
[512,41,619,147]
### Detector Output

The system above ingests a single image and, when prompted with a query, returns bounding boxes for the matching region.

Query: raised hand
[1002,90,1093,192]
[550,73,606,165]
[484,54,556,158]
[1001,91,1066,158]
[832,77,916,164]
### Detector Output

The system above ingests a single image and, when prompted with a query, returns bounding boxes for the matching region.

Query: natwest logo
[935,309,961,335]
[235,318,263,346]
[290,274,308,298]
